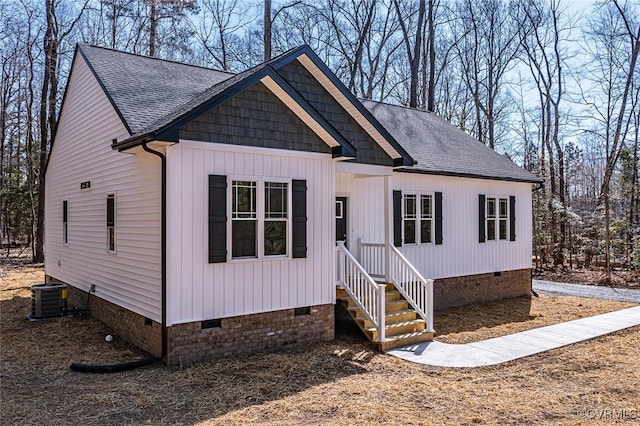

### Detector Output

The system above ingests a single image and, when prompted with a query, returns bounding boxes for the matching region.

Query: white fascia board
[335,161,393,176]
[177,138,331,160]
[296,54,402,161]
[260,75,340,148]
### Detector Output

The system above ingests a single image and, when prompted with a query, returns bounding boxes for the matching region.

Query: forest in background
[1,0,639,278]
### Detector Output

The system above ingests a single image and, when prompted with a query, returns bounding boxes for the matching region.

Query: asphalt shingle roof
[361,100,540,183]
[79,44,233,134]
[78,44,539,183]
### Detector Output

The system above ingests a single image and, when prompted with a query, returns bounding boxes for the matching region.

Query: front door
[336,197,348,247]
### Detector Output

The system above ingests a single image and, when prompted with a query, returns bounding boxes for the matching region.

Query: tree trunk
[34,0,59,263]
[427,0,435,112]
[264,0,271,61]
[149,0,157,57]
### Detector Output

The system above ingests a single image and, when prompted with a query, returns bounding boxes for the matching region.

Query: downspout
[141,143,168,361]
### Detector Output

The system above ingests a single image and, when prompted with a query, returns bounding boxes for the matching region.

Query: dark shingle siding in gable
[277,61,393,166]
[180,83,331,154]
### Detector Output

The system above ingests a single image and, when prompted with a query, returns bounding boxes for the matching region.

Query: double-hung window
[403,194,417,244]
[106,194,115,252]
[420,195,433,243]
[481,195,512,242]
[231,180,289,259]
[264,182,288,256]
[231,181,257,258]
[403,193,435,245]
[63,200,69,245]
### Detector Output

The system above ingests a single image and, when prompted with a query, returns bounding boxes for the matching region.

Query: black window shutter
[208,175,227,263]
[479,194,486,243]
[393,190,402,247]
[435,192,443,245]
[106,196,114,227]
[292,179,307,258]
[63,200,68,222]
[509,195,516,241]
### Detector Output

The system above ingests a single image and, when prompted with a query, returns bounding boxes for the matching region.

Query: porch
[334,164,434,350]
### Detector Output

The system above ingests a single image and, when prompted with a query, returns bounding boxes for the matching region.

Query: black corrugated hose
[70,357,161,373]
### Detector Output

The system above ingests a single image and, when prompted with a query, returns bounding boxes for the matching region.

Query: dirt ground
[1,264,639,425]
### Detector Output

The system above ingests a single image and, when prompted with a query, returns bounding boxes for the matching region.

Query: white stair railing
[359,241,434,333]
[356,239,386,280]
[388,245,434,332]
[336,241,386,342]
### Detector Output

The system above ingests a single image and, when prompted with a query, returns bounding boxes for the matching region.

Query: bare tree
[453,0,521,149]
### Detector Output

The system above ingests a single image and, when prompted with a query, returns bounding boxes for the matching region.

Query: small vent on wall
[201,319,222,329]
[494,271,502,277]
[294,306,311,316]
[144,317,153,326]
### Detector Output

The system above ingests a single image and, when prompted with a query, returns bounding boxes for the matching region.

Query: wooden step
[366,319,426,340]
[385,290,401,302]
[377,330,435,351]
[385,299,408,313]
[357,309,418,329]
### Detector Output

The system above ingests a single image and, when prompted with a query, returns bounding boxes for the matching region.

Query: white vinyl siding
[44,54,161,321]
[166,141,334,326]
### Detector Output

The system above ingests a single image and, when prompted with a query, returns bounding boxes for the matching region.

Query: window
[499,198,508,240]
[486,197,496,240]
[403,194,417,244]
[63,200,68,245]
[106,194,115,252]
[264,182,288,256]
[485,196,508,242]
[232,181,257,258]
[420,195,433,243]
[230,180,290,259]
[402,193,435,245]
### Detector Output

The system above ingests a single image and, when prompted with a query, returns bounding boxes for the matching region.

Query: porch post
[384,175,392,282]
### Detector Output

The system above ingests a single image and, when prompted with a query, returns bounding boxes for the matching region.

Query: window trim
[106,193,116,254]
[402,192,435,246]
[227,177,292,261]
[484,195,510,243]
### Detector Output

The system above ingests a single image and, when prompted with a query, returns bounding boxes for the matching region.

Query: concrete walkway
[387,306,640,367]
[533,279,640,303]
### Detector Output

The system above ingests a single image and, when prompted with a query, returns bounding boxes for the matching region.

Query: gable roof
[78,44,411,165]
[78,44,232,135]
[361,100,541,183]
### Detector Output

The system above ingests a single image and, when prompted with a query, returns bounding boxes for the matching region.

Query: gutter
[141,143,168,361]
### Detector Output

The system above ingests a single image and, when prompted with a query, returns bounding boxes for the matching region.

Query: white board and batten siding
[166,141,335,327]
[394,173,533,279]
[45,54,162,321]
[338,171,533,280]
[336,172,386,248]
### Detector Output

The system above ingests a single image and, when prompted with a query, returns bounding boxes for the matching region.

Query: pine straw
[1,266,638,425]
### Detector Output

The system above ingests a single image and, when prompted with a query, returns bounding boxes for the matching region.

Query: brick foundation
[45,275,162,357]
[433,268,532,310]
[166,304,334,366]
[45,275,334,367]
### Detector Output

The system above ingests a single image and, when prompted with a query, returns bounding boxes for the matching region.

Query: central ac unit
[31,283,68,319]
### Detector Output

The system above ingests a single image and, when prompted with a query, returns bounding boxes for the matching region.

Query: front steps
[337,284,434,351]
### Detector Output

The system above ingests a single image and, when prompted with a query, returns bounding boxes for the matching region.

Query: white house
[45,44,540,365]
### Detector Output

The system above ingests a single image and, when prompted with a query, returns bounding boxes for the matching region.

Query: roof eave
[394,167,543,184]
